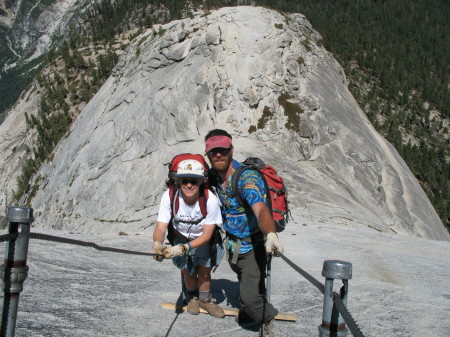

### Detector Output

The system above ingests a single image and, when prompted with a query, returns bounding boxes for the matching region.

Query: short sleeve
[239,170,267,207]
[204,192,223,226]
[156,190,172,223]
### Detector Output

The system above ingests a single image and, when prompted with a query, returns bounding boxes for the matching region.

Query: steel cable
[0,232,19,242]
[278,252,366,337]
[1,231,365,336]
[28,232,158,256]
[278,252,325,294]
[332,293,366,337]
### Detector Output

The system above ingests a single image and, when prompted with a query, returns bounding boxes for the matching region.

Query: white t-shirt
[157,189,223,241]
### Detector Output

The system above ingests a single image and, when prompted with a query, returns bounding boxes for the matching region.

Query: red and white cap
[176,159,204,178]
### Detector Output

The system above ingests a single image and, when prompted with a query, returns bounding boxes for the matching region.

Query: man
[204,129,284,336]
[153,158,225,318]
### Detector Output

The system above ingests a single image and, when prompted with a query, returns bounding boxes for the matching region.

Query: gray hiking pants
[229,245,278,323]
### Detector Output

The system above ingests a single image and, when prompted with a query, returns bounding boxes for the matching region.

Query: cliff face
[0,0,93,69]
[1,6,448,240]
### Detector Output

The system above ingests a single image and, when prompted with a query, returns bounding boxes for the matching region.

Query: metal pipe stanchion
[266,254,272,302]
[0,207,34,337]
[319,260,352,337]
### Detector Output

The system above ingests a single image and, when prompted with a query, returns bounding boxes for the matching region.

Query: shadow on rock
[211,278,240,308]
[212,278,261,332]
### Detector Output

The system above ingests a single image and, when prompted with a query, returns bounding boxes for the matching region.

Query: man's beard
[211,155,232,173]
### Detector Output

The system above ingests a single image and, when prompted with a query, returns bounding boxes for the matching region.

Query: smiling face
[177,178,202,204]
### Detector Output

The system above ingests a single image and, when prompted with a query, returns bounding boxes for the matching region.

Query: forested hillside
[2,0,448,230]
[256,0,449,229]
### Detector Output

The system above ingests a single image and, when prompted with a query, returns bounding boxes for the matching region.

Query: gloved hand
[266,232,284,255]
[152,241,165,262]
[164,245,185,259]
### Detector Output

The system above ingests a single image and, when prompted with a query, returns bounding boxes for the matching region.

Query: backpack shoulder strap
[198,187,209,218]
[167,186,179,245]
[230,165,251,209]
[230,164,272,212]
[169,186,180,218]
[167,186,209,245]
[171,186,209,220]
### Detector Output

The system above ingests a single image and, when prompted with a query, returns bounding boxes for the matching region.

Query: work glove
[152,241,165,262]
[266,232,284,255]
[164,245,185,259]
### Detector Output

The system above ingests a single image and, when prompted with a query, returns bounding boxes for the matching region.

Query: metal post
[0,207,34,337]
[266,254,272,302]
[318,260,352,337]
[181,271,187,305]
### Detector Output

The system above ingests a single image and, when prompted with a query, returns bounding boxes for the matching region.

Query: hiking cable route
[0,232,366,336]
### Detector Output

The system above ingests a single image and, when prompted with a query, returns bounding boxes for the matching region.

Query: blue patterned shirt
[215,159,267,254]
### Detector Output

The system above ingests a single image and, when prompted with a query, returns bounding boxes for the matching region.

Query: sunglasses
[180,178,202,185]
[207,147,232,156]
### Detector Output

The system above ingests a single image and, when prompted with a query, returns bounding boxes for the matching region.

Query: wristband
[187,242,192,251]
[182,243,190,252]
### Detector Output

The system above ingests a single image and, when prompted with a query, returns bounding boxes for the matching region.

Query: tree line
[5,0,448,229]
[93,0,450,227]
[15,42,118,202]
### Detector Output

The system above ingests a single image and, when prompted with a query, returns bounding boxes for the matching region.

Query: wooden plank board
[161,302,297,321]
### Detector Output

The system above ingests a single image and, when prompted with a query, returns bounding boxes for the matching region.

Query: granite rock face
[1,6,447,240]
[0,0,94,70]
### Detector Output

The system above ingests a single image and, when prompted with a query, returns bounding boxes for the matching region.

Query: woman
[152,158,225,318]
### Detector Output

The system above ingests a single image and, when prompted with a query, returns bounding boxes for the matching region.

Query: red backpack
[229,157,290,232]
[166,154,209,244]
[165,154,223,266]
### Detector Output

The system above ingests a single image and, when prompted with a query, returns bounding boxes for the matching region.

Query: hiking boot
[187,296,200,315]
[186,290,200,315]
[199,298,225,318]
[260,318,275,337]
